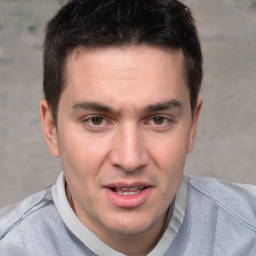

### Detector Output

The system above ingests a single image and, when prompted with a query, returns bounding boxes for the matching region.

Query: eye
[83,115,107,127]
[90,116,105,125]
[152,116,166,125]
[148,116,169,126]
[81,115,113,132]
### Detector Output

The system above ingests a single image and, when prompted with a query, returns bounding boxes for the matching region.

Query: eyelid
[146,115,172,124]
[82,115,110,126]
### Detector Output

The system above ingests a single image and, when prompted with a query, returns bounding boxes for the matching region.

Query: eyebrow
[142,99,183,113]
[72,99,183,114]
[72,101,117,114]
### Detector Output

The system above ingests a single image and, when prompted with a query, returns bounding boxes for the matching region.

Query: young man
[0,0,255,255]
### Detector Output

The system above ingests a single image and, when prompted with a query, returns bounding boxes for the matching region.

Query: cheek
[58,132,108,204]
[58,129,111,174]
[147,131,190,192]
[148,130,190,168]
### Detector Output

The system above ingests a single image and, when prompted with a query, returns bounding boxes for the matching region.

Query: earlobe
[40,100,60,157]
[187,97,203,153]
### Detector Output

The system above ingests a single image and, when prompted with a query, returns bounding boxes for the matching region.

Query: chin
[103,212,160,235]
[108,222,150,235]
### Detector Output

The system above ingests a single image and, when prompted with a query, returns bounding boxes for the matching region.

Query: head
[43,0,202,124]
[41,0,203,254]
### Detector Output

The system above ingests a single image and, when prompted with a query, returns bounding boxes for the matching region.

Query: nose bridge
[110,122,147,171]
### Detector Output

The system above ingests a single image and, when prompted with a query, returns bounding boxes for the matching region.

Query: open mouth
[105,184,153,208]
[111,186,146,196]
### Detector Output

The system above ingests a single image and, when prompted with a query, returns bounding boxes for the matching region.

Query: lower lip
[105,187,152,208]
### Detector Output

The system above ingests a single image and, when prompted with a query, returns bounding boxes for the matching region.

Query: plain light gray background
[0,0,256,207]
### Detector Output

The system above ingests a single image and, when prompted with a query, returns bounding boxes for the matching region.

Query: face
[41,46,202,248]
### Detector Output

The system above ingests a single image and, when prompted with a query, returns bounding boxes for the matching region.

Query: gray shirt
[1,172,256,255]
[0,172,186,255]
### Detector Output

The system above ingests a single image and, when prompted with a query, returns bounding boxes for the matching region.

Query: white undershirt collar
[52,172,187,256]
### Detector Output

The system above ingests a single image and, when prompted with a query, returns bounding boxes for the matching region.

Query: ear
[40,100,60,157]
[187,97,203,153]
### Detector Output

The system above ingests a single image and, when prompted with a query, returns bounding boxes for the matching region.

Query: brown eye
[152,116,165,125]
[91,116,104,125]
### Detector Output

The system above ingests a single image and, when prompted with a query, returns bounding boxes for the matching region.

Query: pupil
[92,116,103,125]
[153,116,164,125]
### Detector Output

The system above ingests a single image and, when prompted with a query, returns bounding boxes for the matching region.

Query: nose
[109,123,148,172]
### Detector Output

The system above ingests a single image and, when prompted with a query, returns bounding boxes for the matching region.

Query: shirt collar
[52,172,187,256]
[147,175,187,256]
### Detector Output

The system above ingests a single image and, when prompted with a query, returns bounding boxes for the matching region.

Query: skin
[41,46,202,255]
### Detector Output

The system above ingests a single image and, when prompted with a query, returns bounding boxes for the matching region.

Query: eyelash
[83,116,109,126]
[146,116,170,126]
[82,115,173,131]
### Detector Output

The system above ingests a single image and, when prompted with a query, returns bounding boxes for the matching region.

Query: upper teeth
[116,187,144,196]
[122,187,143,191]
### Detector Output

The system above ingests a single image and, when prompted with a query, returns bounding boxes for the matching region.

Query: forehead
[66,45,185,81]
[62,46,189,110]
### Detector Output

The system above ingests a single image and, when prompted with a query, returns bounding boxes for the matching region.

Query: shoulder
[0,187,54,240]
[0,185,90,255]
[187,176,256,232]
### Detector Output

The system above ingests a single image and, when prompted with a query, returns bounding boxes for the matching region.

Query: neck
[99,212,168,256]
